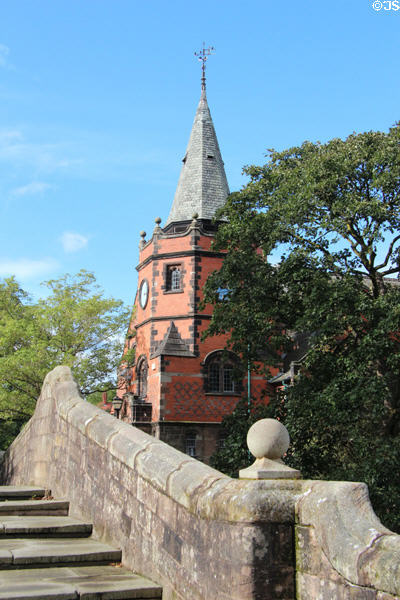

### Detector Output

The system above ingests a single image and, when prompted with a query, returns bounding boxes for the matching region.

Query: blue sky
[1,0,399,306]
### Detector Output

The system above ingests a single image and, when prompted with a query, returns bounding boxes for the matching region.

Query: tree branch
[375,234,400,270]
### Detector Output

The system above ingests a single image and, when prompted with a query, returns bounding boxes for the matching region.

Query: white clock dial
[139,279,149,309]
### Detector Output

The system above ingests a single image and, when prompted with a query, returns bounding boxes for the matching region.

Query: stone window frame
[163,263,184,295]
[136,355,148,399]
[185,430,198,458]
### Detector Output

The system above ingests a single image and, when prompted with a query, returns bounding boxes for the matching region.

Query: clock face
[139,279,149,309]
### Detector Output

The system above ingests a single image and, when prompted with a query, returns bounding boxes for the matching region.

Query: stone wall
[1,365,399,600]
[295,481,400,599]
[0,366,299,600]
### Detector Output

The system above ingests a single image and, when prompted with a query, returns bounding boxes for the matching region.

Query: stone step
[0,537,122,568]
[0,499,69,516]
[0,516,92,537]
[0,487,162,598]
[0,565,163,599]
[0,486,48,500]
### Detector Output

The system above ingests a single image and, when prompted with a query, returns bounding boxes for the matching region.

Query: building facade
[117,84,272,462]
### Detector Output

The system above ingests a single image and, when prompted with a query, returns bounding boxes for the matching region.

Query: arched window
[136,357,148,399]
[204,351,241,394]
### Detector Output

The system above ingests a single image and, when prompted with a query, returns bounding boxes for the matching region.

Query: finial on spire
[194,42,215,92]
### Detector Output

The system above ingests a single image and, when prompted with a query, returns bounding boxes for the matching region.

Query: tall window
[166,265,181,291]
[205,352,239,394]
[185,431,197,458]
[137,357,148,399]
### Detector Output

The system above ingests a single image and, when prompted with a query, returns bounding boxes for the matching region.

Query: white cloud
[0,258,59,280]
[0,127,163,184]
[0,129,75,173]
[0,44,10,68]
[11,181,52,197]
[60,231,89,253]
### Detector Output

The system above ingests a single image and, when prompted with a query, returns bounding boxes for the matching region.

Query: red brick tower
[118,80,269,462]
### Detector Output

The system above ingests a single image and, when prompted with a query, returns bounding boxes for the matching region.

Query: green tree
[0,270,130,448]
[205,124,400,532]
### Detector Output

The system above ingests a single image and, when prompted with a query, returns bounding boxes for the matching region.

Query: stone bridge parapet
[1,366,399,599]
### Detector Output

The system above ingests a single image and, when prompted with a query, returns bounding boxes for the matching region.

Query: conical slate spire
[166,89,230,225]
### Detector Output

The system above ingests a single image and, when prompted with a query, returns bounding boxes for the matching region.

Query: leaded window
[137,358,148,399]
[185,432,197,458]
[166,265,181,291]
[205,352,240,394]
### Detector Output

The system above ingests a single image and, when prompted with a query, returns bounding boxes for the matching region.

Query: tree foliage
[0,270,130,448]
[205,124,400,532]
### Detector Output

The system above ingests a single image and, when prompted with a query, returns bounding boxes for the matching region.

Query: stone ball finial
[247,418,290,460]
[140,231,146,239]
[239,418,301,480]
[192,212,199,220]
[155,217,161,225]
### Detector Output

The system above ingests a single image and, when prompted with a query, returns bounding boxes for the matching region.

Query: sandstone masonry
[1,366,399,599]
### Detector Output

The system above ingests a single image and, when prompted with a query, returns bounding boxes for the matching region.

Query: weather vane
[194,43,215,91]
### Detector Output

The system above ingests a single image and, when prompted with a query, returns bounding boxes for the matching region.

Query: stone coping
[296,480,400,597]
[33,366,305,525]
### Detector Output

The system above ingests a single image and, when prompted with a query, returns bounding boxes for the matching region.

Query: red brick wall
[120,224,272,431]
